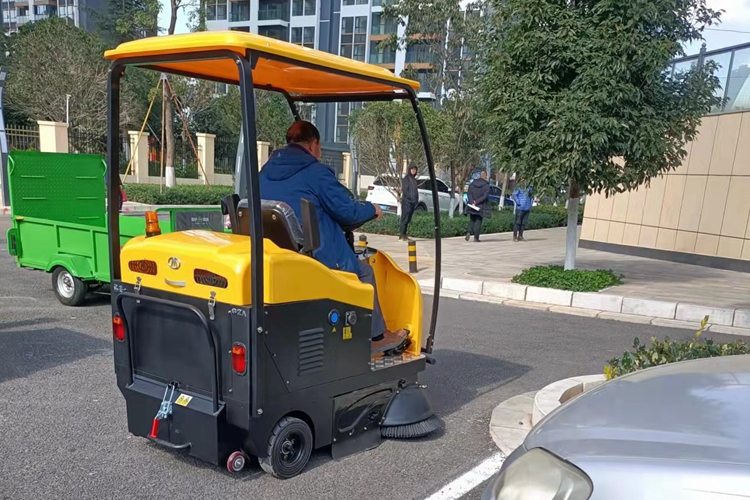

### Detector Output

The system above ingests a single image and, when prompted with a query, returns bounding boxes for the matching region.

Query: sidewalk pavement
[360,226,750,333]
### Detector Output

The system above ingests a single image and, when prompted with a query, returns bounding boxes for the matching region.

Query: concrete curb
[422,287,750,336]
[430,277,750,333]
[489,391,536,456]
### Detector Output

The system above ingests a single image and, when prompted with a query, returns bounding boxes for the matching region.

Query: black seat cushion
[236,199,304,252]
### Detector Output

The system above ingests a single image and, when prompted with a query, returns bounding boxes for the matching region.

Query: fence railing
[215,135,238,175]
[6,126,39,151]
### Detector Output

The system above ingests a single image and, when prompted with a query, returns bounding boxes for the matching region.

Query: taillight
[128,259,158,275]
[113,314,125,342]
[194,269,228,288]
[368,185,374,190]
[231,343,247,375]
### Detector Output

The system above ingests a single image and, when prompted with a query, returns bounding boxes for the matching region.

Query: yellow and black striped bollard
[408,239,417,274]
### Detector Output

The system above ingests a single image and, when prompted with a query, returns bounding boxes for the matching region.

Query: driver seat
[224,196,319,256]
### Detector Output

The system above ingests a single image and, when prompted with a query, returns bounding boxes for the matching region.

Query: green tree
[477,0,724,269]
[383,0,486,215]
[350,101,451,203]
[5,18,138,131]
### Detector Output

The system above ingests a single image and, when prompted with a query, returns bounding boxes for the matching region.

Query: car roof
[104,31,420,97]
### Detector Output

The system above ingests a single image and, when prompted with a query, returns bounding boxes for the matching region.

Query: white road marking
[424,452,506,500]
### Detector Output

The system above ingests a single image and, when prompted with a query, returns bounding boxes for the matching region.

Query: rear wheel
[415,203,427,212]
[52,267,88,307]
[259,417,313,479]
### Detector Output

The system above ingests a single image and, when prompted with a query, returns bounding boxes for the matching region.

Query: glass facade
[669,42,750,115]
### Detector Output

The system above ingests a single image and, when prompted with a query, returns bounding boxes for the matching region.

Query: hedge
[512,265,622,292]
[123,184,235,205]
[361,205,584,239]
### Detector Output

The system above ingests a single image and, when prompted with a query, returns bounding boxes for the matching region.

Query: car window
[436,180,450,193]
[417,179,432,190]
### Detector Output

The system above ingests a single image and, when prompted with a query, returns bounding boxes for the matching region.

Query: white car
[365,175,457,214]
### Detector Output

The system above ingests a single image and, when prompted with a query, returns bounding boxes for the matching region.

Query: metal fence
[670,41,750,115]
[148,134,202,179]
[321,146,345,178]
[6,126,39,151]
[215,135,238,175]
[68,128,107,156]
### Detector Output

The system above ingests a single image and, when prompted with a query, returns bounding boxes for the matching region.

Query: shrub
[604,317,749,380]
[511,265,622,292]
[123,184,234,205]
[361,205,575,238]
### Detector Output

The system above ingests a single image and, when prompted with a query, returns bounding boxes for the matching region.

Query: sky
[157,0,750,55]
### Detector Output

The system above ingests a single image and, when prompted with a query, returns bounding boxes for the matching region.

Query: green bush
[361,205,578,238]
[123,184,235,205]
[511,265,622,292]
[604,317,749,380]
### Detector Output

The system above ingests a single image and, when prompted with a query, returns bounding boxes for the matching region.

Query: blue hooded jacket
[259,144,376,275]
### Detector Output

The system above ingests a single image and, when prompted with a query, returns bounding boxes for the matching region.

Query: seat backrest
[236,199,304,252]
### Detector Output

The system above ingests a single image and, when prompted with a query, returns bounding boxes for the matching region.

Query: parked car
[366,175,458,214]
[462,183,508,211]
[482,354,750,500]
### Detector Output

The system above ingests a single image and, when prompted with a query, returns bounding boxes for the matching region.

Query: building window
[230,1,250,22]
[371,0,393,6]
[340,16,367,62]
[406,43,433,64]
[231,26,250,32]
[258,0,290,21]
[258,25,288,40]
[336,102,360,143]
[292,0,315,16]
[207,0,228,20]
[291,26,315,48]
[342,0,368,5]
[369,42,396,64]
[371,12,397,35]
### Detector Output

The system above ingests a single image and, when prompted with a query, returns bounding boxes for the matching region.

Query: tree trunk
[164,1,179,187]
[164,84,175,187]
[564,180,581,270]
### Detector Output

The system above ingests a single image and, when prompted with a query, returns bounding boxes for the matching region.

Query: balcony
[230,9,250,22]
[370,51,396,64]
[257,2,290,22]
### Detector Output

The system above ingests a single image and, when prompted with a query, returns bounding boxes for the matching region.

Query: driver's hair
[287,120,320,144]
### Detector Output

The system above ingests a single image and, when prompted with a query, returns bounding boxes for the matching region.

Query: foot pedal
[371,330,410,355]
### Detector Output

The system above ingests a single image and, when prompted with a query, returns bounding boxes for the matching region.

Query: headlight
[487,448,592,500]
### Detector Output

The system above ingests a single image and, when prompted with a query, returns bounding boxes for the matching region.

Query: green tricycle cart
[5,151,225,305]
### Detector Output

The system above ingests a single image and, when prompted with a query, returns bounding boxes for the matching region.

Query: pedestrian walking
[399,164,419,241]
[513,181,533,242]
[465,171,491,242]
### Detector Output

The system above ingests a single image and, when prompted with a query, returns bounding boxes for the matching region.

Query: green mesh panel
[8,151,107,227]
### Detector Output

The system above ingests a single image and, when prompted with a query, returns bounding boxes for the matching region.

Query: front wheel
[415,204,427,212]
[52,267,88,306]
[259,417,313,479]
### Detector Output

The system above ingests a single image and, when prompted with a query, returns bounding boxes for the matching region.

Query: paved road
[0,216,742,500]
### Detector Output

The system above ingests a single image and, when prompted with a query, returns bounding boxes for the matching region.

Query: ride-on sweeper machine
[105,31,442,478]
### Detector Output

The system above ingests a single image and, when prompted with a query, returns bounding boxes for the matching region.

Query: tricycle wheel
[52,267,88,307]
[226,451,246,473]
[259,416,313,479]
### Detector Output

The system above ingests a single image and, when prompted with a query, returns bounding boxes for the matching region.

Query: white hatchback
[365,175,456,214]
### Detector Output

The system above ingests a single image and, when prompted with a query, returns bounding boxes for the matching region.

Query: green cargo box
[5,151,225,306]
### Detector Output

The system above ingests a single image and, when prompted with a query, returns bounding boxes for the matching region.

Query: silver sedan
[482,354,750,499]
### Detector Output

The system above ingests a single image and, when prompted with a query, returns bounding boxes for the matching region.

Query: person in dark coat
[259,121,407,349]
[399,164,419,241]
[465,171,491,242]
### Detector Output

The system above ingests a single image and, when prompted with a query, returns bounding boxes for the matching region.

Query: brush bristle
[381,415,442,439]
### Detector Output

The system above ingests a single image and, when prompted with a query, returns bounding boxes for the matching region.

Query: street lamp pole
[65,94,71,126]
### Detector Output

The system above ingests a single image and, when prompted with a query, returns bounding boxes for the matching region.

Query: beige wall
[581,110,750,261]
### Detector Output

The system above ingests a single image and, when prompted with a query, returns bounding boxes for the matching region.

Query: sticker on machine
[175,394,193,407]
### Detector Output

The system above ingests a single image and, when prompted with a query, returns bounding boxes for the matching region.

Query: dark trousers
[357,261,387,338]
[400,200,416,236]
[514,210,530,238]
[467,214,483,240]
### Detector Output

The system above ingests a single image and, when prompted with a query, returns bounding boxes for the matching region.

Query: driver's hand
[372,203,383,220]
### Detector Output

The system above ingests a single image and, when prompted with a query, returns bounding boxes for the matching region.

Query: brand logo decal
[168,257,181,270]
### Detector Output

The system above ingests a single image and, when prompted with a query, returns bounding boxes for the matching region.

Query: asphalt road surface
[0,216,741,500]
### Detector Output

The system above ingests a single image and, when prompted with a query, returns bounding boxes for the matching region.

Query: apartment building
[2,0,104,34]
[205,0,447,144]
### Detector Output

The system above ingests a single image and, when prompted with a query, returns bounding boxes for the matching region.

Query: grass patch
[511,265,622,292]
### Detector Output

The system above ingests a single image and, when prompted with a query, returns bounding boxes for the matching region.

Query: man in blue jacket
[512,180,534,242]
[259,121,406,348]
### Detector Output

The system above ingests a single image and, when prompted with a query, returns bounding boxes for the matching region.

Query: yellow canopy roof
[104,31,420,97]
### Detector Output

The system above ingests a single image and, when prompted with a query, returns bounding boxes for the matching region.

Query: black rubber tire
[415,204,427,212]
[51,267,88,307]
[259,417,313,479]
